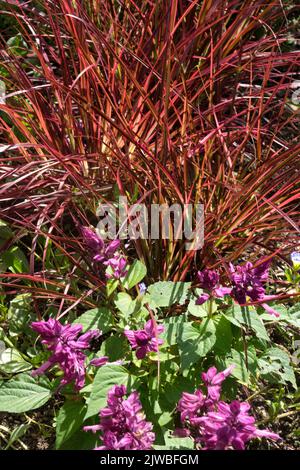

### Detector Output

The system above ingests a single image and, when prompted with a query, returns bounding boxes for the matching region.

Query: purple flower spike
[178,390,206,421]
[81,226,120,263]
[124,320,164,359]
[201,365,235,401]
[105,254,128,279]
[176,365,280,450]
[31,318,100,390]
[198,400,280,450]
[195,269,231,305]
[197,269,219,290]
[229,260,269,305]
[84,385,155,450]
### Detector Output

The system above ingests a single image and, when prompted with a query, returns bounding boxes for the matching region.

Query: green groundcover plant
[0,227,299,449]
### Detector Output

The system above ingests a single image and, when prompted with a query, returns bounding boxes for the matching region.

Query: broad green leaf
[1,246,29,273]
[162,314,187,346]
[115,293,136,318]
[7,293,33,336]
[123,260,147,289]
[178,318,216,370]
[85,365,129,419]
[73,307,113,334]
[99,334,128,361]
[0,348,32,373]
[154,435,194,450]
[106,278,119,297]
[59,428,98,450]
[226,349,249,384]
[213,315,233,353]
[225,306,270,341]
[0,373,51,412]
[258,347,296,389]
[187,293,217,318]
[55,400,87,449]
[226,347,257,385]
[148,281,191,308]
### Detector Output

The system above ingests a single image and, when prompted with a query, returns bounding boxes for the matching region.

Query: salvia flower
[229,261,269,304]
[89,356,109,367]
[31,318,100,390]
[84,385,155,450]
[177,366,280,450]
[104,254,128,279]
[81,226,120,263]
[124,319,164,359]
[201,365,235,401]
[229,260,280,317]
[196,269,231,305]
[197,400,280,450]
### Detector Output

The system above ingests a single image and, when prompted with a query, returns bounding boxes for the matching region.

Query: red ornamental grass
[0,1,299,311]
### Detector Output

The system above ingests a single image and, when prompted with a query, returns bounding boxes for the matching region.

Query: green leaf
[187,293,217,318]
[154,435,194,450]
[226,347,256,385]
[0,220,13,242]
[123,260,147,289]
[148,281,191,308]
[5,423,30,450]
[1,246,29,273]
[85,365,129,419]
[99,334,128,361]
[7,294,33,337]
[178,318,216,370]
[106,278,119,297]
[59,428,98,450]
[115,293,136,318]
[0,348,32,373]
[55,400,87,449]
[162,314,186,346]
[0,373,51,412]
[73,307,113,334]
[258,347,296,389]
[224,306,270,341]
[213,315,233,353]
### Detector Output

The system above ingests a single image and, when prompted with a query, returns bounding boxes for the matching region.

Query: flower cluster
[31,318,100,389]
[124,319,164,359]
[196,259,279,317]
[81,226,127,279]
[196,269,231,305]
[84,385,155,450]
[177,366,280,450]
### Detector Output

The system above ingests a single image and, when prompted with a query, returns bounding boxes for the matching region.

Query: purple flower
[81,226,120,263]
[197,269,220,290]
[196,269,231,305]
[90,356,109,367]
[178,390,206,422]
[176,365,280,450]
[31,318,100,390]
[84,385,155,450]
[229,260,270,304]
[201,365,235,401]
[124,320,164,359]
[291,251,300,265]
[104,254,128,279]
[197,400,280,450]
[138,282,147,294]
[229,259,280,317]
